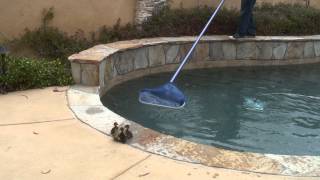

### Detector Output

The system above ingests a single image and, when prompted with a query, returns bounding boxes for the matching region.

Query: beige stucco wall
[0,0,320,41]
[0,0,137,40]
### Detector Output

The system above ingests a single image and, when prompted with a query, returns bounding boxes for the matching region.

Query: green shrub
[21,28,90,60]
[0,56,73,92]
[19,7,92,61]
[139,6,239,37]
[97,19,139,43]
[15,4,320,62]
[141,3,320,36]
[255,3,320,35]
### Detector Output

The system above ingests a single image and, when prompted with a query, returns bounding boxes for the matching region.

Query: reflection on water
[101,64,320,155]
[243,97,265,111]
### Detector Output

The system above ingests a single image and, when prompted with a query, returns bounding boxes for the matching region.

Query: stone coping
[68,35,320,63]
[67,85,320,177]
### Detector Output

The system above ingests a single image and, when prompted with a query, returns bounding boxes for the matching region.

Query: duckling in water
[110,122,119,140]
[118,127,127,143]
[124,124,133,139]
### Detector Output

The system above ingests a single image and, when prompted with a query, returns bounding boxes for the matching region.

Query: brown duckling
[118,127,127,143]
[124,124,133,139]
[110,122,119,140]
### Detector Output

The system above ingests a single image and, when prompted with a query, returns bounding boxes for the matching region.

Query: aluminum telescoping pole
[170,0,225,83]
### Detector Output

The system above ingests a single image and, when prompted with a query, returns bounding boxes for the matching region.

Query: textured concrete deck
[0,87,318,180]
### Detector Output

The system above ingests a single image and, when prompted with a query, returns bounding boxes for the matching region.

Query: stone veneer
[69,35,320,95]
[135,0,167,25]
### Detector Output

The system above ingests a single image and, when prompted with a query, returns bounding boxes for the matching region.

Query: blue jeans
[237,0,256,36]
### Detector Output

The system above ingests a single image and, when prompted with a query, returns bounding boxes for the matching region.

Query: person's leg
[236,0,251,36]
[235,0,256,37]
[247,0,256,36]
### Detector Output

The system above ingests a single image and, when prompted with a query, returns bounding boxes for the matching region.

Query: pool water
[101,64,320,155]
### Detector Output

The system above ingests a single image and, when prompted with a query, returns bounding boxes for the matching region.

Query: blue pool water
[101,64,320,155]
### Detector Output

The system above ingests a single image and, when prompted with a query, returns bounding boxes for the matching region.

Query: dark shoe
[245,33,256,38]
[232,33,246,39]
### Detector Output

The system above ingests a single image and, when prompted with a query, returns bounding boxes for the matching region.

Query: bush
[0,56,73,93]
[139,6,239,37]
[141,3,320,37]
[21,27,90,61]
[97,19,139,43]
[255,3,320,35]
[18,7,92,61]
[15,4,320,62]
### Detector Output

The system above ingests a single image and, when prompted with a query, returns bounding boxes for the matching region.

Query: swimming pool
[102,64,320,156]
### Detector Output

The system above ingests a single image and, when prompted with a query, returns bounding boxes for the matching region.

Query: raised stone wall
[68,36,320,95]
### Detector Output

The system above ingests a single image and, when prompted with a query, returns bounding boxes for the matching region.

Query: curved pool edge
[67,85,320,177]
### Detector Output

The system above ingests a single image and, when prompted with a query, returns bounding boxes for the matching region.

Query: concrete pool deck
[0,86,319,180]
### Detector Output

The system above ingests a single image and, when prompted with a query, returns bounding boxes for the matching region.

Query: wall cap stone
[68,35,320,64]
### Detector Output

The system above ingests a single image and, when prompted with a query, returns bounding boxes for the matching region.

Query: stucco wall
[0,0,137,40]
[0,0,319,41]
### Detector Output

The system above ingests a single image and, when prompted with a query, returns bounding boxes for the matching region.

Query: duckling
[118,127,127,143]
[124,124,133,139]
[110,122,119,140]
